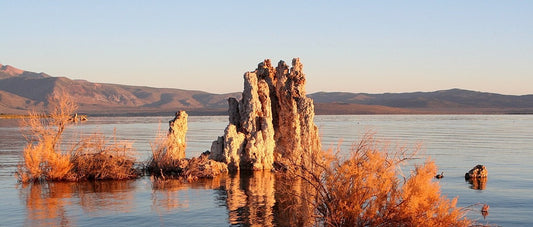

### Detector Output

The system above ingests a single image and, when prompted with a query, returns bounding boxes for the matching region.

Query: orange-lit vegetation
[146,130,184,177]
[70,133,137,180]
[281,133,471,226]
[16,93,138,183]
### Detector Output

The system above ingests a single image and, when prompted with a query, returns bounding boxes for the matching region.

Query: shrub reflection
[19,180,136,226]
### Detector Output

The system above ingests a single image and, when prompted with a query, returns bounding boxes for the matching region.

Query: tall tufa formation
[273,58,321,168]
[168,111,188,160]
[210,58,321,171]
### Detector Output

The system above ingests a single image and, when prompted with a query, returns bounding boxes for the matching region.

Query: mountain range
[1,64,532,115]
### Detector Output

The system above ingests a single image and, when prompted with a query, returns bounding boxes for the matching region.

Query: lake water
[1,115,532,226]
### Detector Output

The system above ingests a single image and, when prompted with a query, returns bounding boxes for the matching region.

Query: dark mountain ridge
[1,64,532,115]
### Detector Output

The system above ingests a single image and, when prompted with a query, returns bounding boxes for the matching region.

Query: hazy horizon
[2,1,532,95]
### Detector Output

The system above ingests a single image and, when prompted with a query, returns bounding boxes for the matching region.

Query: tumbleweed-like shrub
[280,133,471,226]
[16,93,138,182]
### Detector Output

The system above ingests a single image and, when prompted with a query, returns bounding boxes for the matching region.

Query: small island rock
[465,165,488,179]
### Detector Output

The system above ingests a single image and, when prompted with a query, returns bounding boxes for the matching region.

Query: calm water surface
[1,115,532,226]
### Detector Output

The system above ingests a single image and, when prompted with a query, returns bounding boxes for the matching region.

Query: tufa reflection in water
[222,171,276,226]
[149,171,294,226]
[150,175,226,212]
[466,177,487,190]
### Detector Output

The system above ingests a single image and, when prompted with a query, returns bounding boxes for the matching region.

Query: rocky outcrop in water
[210,58,321,171]
[273,58,321,168]
[465,165,488,179]
[465,164,488,190]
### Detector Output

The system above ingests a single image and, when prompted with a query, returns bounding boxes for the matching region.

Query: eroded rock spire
[167,110,188,160]
[210,58,321,171]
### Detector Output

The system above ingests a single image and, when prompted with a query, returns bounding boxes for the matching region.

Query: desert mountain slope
[310,89,533,114]
[0,64,240,115]
[1,64,532,115]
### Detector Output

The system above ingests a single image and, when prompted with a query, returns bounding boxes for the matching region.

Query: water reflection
[18,172,311,226]
[219,171,314,226]
[466,177,487,190]
[151,177,190,211]
[19,180,137,226]
[19,182,74,226]
[273,174,315,226]
[150,176,226,211]
[223,171,276,226]
[150,171,284,226]
[76,180,136,213]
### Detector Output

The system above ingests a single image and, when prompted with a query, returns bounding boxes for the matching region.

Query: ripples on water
[1,115,532,226]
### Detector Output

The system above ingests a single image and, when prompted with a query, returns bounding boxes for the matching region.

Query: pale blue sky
[2,1,532,95]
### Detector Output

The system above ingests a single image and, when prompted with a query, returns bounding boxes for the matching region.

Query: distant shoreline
[0,114,40,119]
[0,114,88,120]
[2,112,532,119]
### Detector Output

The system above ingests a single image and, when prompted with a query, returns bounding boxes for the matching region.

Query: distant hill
[310,90,533,114]
[1,63,532,115]
[0,64,240,115]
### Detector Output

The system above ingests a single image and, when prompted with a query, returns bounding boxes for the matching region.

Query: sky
[1,1,532,95]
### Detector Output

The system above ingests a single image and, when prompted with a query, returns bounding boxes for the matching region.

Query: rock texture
[273,58,321,168]
[465,165,488,179]
[168,111,188,160]
[182,151,228,181]
[210,58,321,171]
[465,165,488,190]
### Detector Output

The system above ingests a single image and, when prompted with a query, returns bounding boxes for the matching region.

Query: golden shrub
[70,133,137,180]
[16,93,138,182]
[146,130,184,177]
[282,133,471,226]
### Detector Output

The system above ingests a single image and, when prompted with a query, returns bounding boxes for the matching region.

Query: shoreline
[2,112,533,119]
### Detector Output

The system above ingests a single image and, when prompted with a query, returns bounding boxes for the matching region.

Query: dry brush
[16,93,138,182]
[279,133,471,226]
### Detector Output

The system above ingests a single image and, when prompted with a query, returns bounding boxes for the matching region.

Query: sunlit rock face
[465,164,488,179]
[210,58,321,171]
[465,165,488,190]
[168,111,188,160]
[273,58,321,168]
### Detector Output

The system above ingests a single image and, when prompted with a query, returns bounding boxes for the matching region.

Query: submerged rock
[210,58,321,171]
